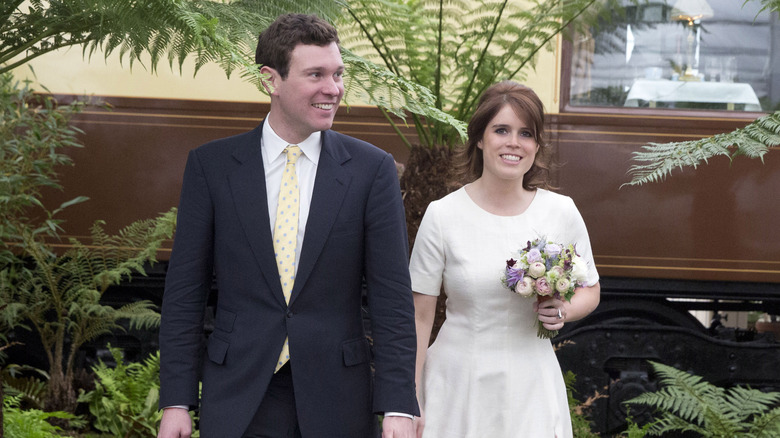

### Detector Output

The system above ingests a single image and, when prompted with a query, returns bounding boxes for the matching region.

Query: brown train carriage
[46,93,780,434]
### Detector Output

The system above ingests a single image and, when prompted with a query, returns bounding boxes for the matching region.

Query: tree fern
[623,110,780,186]
[3,69,179,412]
[8,209,176,412]
[2,1,465,139]
[341,0,614,148]
[625,361,780,437]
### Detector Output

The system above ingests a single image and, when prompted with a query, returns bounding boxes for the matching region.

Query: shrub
[78,346,163,437]
[2,394,83,438]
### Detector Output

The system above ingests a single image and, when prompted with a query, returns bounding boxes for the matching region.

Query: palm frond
[624,111,780,186]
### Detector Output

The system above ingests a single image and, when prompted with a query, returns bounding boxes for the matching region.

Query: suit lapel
[290,131,352,304]
[228,124,286,305]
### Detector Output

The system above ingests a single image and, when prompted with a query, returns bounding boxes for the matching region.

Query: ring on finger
[557,308,563,320]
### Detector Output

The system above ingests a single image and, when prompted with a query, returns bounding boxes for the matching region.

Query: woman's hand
[534,297,566,331]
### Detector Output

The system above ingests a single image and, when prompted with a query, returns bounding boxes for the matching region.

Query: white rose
[515,277,535,297]
[528,262,546,279]
[571,256,589,283]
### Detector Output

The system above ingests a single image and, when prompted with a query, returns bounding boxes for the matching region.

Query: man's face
[264,42,345,144]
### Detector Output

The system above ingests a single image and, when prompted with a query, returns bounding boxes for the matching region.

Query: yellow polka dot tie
[274,145,301,372]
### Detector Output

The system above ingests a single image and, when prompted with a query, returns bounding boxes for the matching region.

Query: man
[157,14,419,438]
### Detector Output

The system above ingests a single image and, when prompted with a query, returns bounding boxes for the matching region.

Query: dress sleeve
[564,197,600,287]
[409,201,445,296]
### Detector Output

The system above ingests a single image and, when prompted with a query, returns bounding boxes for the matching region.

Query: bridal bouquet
[501,237,589,339]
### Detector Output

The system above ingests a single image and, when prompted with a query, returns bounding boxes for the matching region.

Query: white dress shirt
[261,119,320,273]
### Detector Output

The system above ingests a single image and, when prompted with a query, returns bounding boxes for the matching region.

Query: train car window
[567,0,779,112]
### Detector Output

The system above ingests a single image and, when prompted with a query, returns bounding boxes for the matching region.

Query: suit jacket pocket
[214,308,237,333]
[342,337,371,367]
[207,334,230,365]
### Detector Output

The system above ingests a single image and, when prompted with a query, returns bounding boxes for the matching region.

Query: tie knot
[285,145,301,165]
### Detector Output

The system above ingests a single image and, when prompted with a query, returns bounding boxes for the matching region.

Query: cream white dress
[410,187,600,438]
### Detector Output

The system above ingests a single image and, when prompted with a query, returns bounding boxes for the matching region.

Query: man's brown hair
[255,14,340,79]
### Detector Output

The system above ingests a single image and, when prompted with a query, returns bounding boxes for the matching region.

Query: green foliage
[754,0,780,14]
[564,370,602,438]
[7,208,176,412]
[625,361,780,437]
[0,73,177,412]
[78,346,163,437]
[1,1,464,141]
[0,0,335,75]
[2,364,50,409]
[0,72,87,253]
[341,0,615,148]
[613,407,653,438]
[2,394,84,438]
[623,110,780,186]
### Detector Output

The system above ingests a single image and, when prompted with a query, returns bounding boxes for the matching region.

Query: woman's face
[477,104,539,183]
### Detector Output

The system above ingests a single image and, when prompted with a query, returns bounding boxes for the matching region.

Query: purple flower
[544,243,562,257]
[505,266,524,288]
[526,248,542,263]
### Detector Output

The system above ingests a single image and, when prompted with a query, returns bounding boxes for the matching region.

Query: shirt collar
[262,116,322,165]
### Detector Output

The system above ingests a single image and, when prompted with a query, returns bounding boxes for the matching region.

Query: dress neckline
[459,185,541,218]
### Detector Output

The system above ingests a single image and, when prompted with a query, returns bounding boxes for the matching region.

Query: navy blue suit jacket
[159,123,419,437]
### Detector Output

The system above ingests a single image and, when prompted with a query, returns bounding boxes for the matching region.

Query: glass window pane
[569,1,779,112]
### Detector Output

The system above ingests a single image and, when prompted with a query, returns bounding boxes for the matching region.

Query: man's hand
[414,409,425,438]
[158,407,193,438]
[382,415,415,438]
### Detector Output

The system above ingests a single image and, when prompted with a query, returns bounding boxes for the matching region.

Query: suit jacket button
[286,310,293,318]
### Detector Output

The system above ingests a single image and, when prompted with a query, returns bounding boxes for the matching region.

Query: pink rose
[535,277,553,296]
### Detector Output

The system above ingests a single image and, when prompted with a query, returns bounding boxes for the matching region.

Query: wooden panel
[549,112,780,284]
[43,95,780,284]
[45,95,417,253]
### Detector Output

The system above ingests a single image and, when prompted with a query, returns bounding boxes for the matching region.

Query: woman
[410,81,600,438]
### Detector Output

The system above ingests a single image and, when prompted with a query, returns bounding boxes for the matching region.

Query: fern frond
[342,0,608,147]
[750,407,780,438]
[626,361,780,437]
[1,370,48,409]
[724,386,780,422]
[114,300,162,330]
[624,111,780,186]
